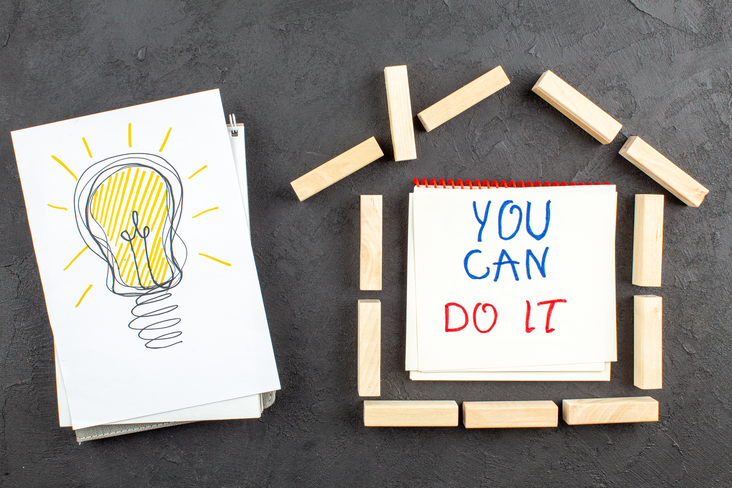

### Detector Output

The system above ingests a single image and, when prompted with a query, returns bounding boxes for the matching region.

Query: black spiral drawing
[73,153,187,349]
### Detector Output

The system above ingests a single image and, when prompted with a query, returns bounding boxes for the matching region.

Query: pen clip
[228,113,239,136]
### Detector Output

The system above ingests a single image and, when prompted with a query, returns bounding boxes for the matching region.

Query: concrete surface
[1,1,731,486]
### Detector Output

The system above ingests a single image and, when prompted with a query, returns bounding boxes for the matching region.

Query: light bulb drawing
[73,153,187,349]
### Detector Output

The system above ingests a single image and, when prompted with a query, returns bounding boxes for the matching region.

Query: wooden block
[358,300,381,397]
[360,195,382,290]
[632,194,664,286]
[619,136,709,207]
[532,70,622,144]
[384,66,417,161]
[418,66,511,132]
[463,400,558,428]
[562,397,659,425]
[634,295,663,390]
[290,137,384,201]
[363,400,458,427]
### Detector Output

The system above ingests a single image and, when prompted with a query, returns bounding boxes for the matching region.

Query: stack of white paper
[12,90,280,430]
[406,183,618,381]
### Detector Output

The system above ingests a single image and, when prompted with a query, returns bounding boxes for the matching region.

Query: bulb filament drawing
[74,153,187,349]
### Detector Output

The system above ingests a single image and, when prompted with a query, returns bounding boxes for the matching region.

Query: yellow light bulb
[74,153,186,348]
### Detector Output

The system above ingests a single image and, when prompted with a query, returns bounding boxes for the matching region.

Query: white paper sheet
[411,185,617,372]
[13,90,280,428]
[54,121,266,427]
[55,350,262,426]
[406,189,611,377]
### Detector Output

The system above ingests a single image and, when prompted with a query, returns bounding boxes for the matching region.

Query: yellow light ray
[75,284,93,308]
[51,156,78,181]
[128,123,132,148]
[188,165,208,179]
[82,137,93,158]
[47,204,67,211]
[159,127,172,152]
[199,253,231,266]
[192,207,219,219]
[64,246,89,271]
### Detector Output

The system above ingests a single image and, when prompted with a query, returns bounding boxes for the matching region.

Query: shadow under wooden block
[619,136,708,207]
[360,195,382,291]
[358,300,381,397]
[463,400,558,428]
[632,194,664,287]
[634,295,663,390]
[532,70,622,145]
[417,65,510,132]
[562,397,659,425]
[290,137,384,201]
[363,400,458,427]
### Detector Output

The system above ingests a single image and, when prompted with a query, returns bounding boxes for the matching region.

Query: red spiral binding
[412,178,610,188]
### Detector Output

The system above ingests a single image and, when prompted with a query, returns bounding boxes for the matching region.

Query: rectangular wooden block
[463,400,558,428]
[358,300,381,397]
[384,65,417,161]
[360,195,382,290]
[619,136,709,207]
[417,66,511,132]
[632,194,664,286]
[364,400,458,427]
[290,137,384,201]
[634,295,663,390]
[532,70,622,144]
[562,397,659,425]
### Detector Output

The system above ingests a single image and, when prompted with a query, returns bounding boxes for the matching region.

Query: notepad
[11,90,280,429]
[54,121,273,437]
[406,180,617,379]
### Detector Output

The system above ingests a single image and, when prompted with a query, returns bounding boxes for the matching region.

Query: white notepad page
[407,184,617,374]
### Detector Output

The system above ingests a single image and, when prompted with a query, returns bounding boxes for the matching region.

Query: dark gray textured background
[1,1,731,486]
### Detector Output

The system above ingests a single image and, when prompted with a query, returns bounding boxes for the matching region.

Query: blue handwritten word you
[464,199,551,281]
